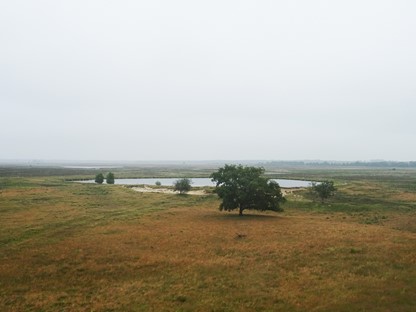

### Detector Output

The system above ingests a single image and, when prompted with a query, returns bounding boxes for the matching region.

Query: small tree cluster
[174,178,192,194]
[311,180,336,203]
[94,172,115,184]
[95,173,104,184]
[106,172,115,184]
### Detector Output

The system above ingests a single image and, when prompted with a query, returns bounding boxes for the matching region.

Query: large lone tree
[210,164,285,216]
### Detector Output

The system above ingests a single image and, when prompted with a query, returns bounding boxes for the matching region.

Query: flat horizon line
[1,159,415,164]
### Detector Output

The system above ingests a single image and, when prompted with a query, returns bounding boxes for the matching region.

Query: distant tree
[106,172,115,184]
[174,178,192,194]
[155,181,162,186]
[210,164,285,216]
[95,173,104,184]
[312,180,336,203]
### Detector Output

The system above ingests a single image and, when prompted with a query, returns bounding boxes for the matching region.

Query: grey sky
[1,1,415,161]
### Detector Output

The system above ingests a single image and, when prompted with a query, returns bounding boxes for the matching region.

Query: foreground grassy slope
[0,168,415,311]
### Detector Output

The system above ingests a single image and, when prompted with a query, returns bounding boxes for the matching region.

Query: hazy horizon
[2,1,415,161]
[0,158,414,164]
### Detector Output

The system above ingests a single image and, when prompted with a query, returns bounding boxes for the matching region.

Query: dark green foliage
[155,181,162,186]
[95,173,104,184]
[173,178,192,194]
[210,164,285,216]
[106,172,115,184]
[312,180,336,203]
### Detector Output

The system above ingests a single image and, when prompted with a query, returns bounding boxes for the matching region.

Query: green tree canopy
[95,173,104,184]
[106,172,115,184]
[173,178,192,194]
[210,164,285,216]
[312,180,336,203]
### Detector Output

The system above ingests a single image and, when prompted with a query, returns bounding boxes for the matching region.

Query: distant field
[0,166,415,311]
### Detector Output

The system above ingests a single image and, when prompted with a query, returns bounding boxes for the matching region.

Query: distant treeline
[261,161,416,168]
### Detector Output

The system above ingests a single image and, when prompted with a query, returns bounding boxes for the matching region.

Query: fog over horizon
[1,1,415,162]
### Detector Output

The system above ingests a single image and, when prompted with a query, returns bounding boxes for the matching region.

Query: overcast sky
[1,1,415,161]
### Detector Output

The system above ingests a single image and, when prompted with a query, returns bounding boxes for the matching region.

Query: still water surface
[78,178,313,188]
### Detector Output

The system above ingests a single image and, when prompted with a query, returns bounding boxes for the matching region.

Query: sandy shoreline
[130,186,301,196]
[130,186,208,196]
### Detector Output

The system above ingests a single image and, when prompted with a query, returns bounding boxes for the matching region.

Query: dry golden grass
[1,203,415,311]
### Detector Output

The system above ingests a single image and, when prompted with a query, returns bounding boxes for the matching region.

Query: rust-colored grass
[1,177,415,311]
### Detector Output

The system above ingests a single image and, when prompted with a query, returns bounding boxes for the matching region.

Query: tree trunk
[239,205,243,216]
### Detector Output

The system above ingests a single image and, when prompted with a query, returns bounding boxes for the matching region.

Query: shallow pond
[77,177,314,188]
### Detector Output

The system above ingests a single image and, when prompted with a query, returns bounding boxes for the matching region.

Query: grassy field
[0,166,415,311]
